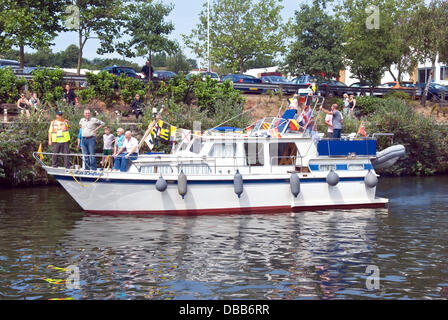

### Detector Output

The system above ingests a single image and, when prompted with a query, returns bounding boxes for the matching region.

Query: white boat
[34,101,405,215]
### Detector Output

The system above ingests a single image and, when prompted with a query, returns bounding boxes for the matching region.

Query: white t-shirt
[325,114,333,133]
[122,137,139,154]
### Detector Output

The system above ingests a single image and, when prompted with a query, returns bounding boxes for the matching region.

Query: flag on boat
[289,119,299,131]
[179,129,191,143]
[37,143,44,160]
[144,134,154,150]
[357,121,367,137]
[262,122,270,130]
[269,128,282,138]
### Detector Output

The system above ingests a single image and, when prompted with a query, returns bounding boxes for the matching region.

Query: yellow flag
[37,143,44,160]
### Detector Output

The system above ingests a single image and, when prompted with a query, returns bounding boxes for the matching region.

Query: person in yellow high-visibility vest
[48,110,71,168]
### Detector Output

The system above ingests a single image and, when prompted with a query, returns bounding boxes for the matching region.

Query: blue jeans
[333,129,342,139]
[113,153,138,172]
[82,137,97,171]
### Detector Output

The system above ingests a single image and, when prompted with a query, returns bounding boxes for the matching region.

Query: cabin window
[244,143,264,166]
[140,165,173,174]
[348,164,365,171]
[208,142,237,158]
[179,164,212,175]
[269,142,298,166]
[319,164,336,172]
[189,139,204,154]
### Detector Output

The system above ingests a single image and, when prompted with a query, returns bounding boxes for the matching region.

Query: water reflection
[0,176,447,300]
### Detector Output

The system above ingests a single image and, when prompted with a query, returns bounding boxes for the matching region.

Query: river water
[0,176,447,300]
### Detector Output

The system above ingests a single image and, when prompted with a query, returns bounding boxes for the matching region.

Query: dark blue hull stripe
[54,175,365,185]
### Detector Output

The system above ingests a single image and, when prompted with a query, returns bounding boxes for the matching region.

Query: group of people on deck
[48,108,139,172]
[287,91,357,139]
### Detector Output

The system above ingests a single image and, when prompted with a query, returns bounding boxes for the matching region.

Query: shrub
[383,90,411,101]
[366,99,448,176]
[79,71,117,106]
[117,75,148,104]
[0,67,27,104]
[353,96,384,116]
[29,67,65,106]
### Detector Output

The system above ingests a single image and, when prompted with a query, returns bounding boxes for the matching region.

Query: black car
[319,80,349,97]
[154,70,177,81]
[416,83,448,101]
[259,76,295,93]
[222,74,264,94]
[102,66,139,78]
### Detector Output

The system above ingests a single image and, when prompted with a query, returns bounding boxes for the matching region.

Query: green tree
[183,0,285,74]
[67,0,127,75]
[166,51,194,74]
[118,0,178,66]
[285,0,344,83]
[0,0,65,68]
[408,0,448,106]
[152,53,168,68]
[338,0,423,86]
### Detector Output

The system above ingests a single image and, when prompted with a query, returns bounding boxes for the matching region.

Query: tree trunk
[239,59,244,75]
[388,66,397,82]
[421,60,435,107]
[19,43,25,69]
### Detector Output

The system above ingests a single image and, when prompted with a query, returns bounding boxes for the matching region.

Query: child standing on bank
[102,126,115,169]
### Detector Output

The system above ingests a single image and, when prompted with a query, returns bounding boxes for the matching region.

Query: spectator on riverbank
[17,93,31,117]
[48,110,71,168]
[141,61,154,80]
[112,131,139,172]
[79,109,105,171]
[130,94,144,120]
[63,84,77,106]
[320,104,343,139]
[348,94,357,114]
[342,93,350,114]
[29,93,41,112]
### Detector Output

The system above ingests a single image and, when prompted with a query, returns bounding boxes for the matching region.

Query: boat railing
[33,151,301,176]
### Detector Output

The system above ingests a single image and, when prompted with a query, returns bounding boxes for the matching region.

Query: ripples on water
[0,176,447,300]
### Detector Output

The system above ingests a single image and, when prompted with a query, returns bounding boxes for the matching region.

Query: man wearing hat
[48,110,71,168]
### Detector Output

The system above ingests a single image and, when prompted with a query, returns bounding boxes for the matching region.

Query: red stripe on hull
[85,202,388,216]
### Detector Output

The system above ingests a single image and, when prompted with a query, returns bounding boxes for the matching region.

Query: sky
[50,0,305,67]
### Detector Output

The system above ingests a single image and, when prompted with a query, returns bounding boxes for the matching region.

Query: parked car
[102,66,139,78]
[259,76,294,93]
[222,74,264,94]
[416,83,448,101]
[290,74,317,86]
[186,71,220,81]
[318,80,349,97]
[349,82,384,96]
[381,81,417,90]
[153,70,177,81]
[0,59,20,69]
[23,66,56,74]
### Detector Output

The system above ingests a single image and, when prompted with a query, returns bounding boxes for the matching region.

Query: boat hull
[52,171,388,215]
